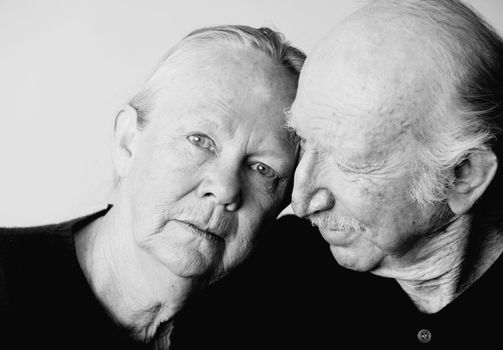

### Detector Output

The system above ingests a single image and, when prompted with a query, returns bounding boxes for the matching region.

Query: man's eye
[249,162,278,178]
[187,134,216,151]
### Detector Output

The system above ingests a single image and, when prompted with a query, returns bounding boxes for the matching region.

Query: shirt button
[417,329,432,343]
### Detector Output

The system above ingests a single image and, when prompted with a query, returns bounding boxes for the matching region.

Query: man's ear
[447,148,498,215]
[113,105,140,178]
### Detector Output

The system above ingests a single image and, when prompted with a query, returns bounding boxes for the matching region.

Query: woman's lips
[174,220,225,243]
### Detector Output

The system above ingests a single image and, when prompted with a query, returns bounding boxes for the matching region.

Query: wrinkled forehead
[291,25,435,162]
[143,47,299,154]
[292,75,424,152]
[149,46,298,119]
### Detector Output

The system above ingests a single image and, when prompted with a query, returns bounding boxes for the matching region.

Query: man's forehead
[292,74,420,136]
[290,79,428,167]
[293,104,400,155]
[291,23,438,153]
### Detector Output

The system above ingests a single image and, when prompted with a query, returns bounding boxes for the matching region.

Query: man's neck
[74,204,198,345]
[374,214,503,313]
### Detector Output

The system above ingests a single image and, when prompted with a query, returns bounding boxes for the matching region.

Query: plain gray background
[1,0,502,225]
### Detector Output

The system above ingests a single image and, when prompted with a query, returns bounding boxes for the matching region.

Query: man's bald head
[294,0,503,205]
[290,0,503,272]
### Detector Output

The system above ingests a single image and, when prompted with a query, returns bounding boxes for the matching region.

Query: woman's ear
[447,148,498,215]
[112,105,140,179]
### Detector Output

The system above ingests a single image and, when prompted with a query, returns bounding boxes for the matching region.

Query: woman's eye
[187,134,216,151]
[249,162,278,179]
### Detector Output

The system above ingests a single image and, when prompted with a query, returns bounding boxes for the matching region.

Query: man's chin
[329,245,379,272]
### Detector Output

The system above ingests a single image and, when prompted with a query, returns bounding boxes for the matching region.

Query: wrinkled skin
[119,47,299,280]
[289,18,451,273]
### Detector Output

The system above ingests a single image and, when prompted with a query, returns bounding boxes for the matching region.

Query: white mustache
[309,213,365,232]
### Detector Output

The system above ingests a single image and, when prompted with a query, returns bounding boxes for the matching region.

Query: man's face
[289,28,448,273]
[120,48,298,280]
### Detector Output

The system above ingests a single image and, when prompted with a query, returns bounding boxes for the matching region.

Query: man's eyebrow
[284,108,390,174]
[320,137,395,175]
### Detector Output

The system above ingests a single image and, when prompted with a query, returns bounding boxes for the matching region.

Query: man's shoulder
[273,213,315,232]
[258,214,336,267]
[263,214,325,247]
[172,215,370,349]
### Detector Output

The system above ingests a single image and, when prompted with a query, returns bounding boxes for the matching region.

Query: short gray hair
[363,0,503,206]
[111,25,305,189]
[129,25,306,129]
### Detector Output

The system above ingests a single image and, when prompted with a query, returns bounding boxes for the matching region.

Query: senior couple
[1,0,502,348]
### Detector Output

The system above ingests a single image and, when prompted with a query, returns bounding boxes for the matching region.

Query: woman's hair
[129,25,306,129]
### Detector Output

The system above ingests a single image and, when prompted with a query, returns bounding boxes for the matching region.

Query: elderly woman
[0,25,305,349]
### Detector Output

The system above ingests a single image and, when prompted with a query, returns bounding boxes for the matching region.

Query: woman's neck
[74,206,198,344]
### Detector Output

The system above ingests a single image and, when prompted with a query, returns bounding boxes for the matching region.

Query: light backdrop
[1,0,502,225]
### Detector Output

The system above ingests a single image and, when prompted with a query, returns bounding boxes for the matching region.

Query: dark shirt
[172,215,503,349]
[1,212,500,349]
[0,208,149,350]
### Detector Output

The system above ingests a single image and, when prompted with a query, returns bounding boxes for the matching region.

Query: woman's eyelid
[188,133,217,151]
[187,133,281,178]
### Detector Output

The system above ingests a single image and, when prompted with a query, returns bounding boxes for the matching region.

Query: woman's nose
[198,164,241,211]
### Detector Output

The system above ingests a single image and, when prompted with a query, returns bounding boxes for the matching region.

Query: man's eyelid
[250,160,280,178]
[260,163,279,178]
[335,160,357,174]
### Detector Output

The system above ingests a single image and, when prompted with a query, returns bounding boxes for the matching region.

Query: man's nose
[291,151,335,218]
[198,164,241,212]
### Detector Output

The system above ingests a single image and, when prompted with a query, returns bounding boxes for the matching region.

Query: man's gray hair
[129,25,306,129]
[364,0,503,206]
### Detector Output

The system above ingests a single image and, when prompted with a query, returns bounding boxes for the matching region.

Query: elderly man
[0,25,304,349]
[171,1,503,349]
[285,0,503,347]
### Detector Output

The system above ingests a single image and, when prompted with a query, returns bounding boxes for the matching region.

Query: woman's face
[118,47,299,280]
